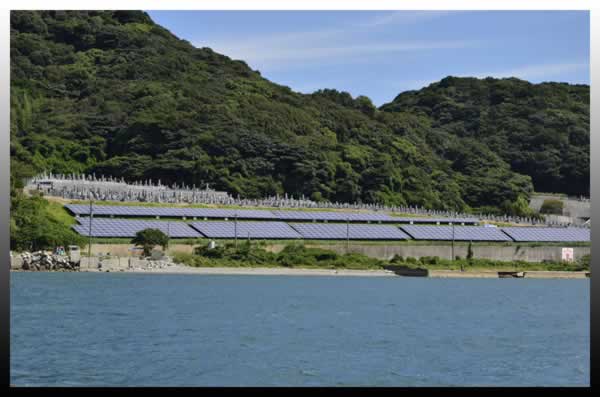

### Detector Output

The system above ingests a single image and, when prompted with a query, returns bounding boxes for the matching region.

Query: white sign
[561,248,574,262]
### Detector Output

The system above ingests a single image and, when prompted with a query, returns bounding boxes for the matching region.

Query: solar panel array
[289,223,410,240]
[400,225,512,241]
[70,216,591,243]
[73,218,202,238]
[501,227,590,242]
[190,221,302,239]
[65,204,478,224]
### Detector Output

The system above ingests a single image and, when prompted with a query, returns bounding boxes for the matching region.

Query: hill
[10,11,589,216]
[380,76,589,197]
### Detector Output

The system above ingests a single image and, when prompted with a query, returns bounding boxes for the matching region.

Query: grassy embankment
[47,200,79,227]
[172,241,590,272]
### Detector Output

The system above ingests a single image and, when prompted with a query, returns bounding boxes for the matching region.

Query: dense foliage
[381,76,590,197]
[10,191,84,251]
[10,11,589,216]
[131,228,169,256]
[177,241,389,269]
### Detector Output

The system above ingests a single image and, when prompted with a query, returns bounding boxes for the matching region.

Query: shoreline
[81,266,399,277]
[64,266,590,278]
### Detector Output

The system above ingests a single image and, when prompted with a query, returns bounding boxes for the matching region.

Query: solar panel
[272,210,396,222]
[289,223,411,240]
[391,217,480,225]
[400,225,511,241]
[190,221,301,239]
[219,209,278,219]
[65,204,277,220]
[73,218,202,238]
[501,227,590,242]
[66,204,121,216]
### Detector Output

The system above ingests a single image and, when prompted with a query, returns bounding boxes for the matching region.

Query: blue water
[10,272,589,386]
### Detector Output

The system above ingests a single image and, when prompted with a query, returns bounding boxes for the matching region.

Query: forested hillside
[10,10,590,215]
[381,77,589,197]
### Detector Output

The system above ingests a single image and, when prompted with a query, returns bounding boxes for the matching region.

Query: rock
[14,251,81,272]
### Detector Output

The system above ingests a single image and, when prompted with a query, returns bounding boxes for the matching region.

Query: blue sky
[147,10,589,106]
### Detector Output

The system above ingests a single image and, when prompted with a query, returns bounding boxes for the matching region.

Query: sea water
[10,272,589,386]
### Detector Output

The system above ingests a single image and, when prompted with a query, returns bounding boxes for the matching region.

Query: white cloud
[359,10,461,28]
[209,39,479,68]
[192,11,468,70]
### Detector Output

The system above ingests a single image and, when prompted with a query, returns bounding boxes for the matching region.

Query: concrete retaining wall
[77,242,589,264]
[529,194,590,223]
[296,243,590,262]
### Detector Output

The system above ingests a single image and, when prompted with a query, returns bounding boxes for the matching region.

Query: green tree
[355,95,376,117]
[131,228,169,256]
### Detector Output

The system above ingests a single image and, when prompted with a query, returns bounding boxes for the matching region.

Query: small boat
[498,271,525,278]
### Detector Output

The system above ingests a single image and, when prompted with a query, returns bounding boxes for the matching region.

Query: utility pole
[167,221,171,252]
[234,212,238,248]
[346,217,350,254]
[451,222,455,262]
[88,196,93,263]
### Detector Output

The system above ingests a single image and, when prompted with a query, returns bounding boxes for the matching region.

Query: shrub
[185,242,385,269]
[420,256,440,265]
[577,254,590,271]
[540,199,564,215]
